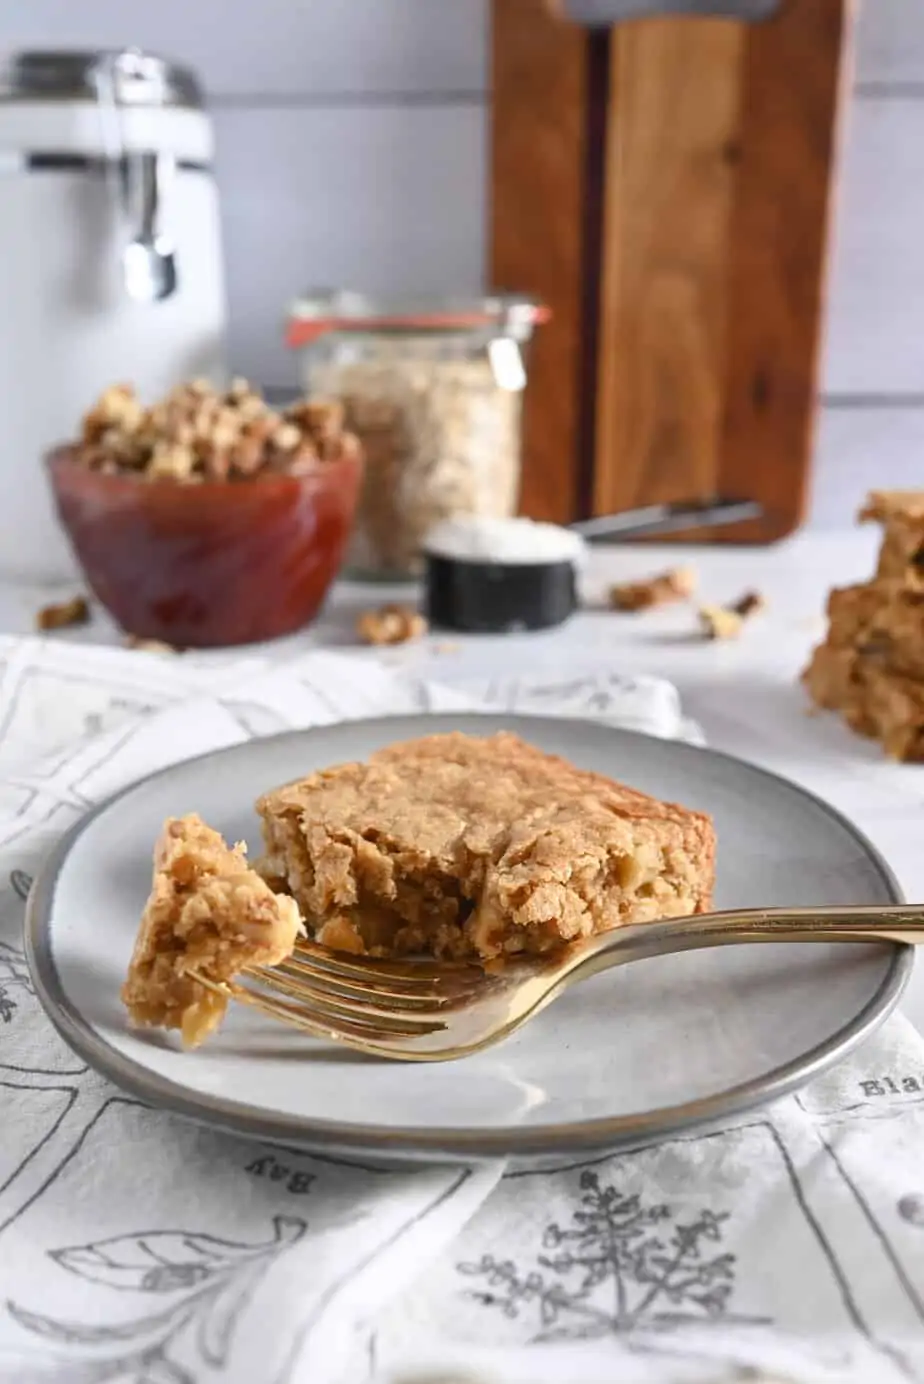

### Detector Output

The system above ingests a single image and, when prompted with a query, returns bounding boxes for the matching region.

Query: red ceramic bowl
[47,444,363,647]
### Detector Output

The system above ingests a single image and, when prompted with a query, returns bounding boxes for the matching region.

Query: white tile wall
[0,0,922,523]
[823,94,924,395]
[811,406,924,529]
[855,0,924,86]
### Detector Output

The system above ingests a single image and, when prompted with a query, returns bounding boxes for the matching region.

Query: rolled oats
[312,351,521,578]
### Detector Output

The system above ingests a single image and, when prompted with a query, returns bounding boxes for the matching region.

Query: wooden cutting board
[491,0,850,542]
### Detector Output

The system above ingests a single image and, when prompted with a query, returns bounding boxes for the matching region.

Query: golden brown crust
[256,732,715,960]
[122,814,301,1046]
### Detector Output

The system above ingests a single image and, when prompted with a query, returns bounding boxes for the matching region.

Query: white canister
[0,49,228,580]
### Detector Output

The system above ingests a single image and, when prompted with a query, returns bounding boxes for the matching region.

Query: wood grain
[593,17,744,518]
[491,0,849,539]
[717,0,849,542]
[491,0,588,523]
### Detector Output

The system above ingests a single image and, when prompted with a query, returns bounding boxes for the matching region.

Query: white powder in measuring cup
[423,515,587,567]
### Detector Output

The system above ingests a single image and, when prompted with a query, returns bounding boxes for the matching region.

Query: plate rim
[25,711,914,1163]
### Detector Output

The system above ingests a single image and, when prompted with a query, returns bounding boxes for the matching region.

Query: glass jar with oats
[287,292,548,579]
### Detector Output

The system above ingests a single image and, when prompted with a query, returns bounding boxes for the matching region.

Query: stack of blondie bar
[803,491,924,761]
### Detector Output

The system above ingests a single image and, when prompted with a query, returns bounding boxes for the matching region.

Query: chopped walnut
[698,604,743,641]
[608,566,697,612]
[36,596,90,631]
[83,384,144,441]
[273,422,302,452]
[730,590,766,618]
[72,380,358,486]
[356,604,428,646]
[698,589,765,640]
[147,442,197,482]
[288,398,345,439]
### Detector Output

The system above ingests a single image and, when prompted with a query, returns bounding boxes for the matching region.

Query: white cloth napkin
[0,637,922,1384]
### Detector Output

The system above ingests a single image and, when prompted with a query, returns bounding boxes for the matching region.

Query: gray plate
[26,713,912,1164]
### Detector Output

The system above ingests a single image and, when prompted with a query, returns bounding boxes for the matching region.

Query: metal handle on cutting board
[570,497,763,542]
[553,0,779,23]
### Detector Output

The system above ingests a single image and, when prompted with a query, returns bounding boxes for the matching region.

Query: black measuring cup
[423,497,763,634]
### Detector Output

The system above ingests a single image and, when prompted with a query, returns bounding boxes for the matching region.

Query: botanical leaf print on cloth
[8,1216,307,1383]
[459,1170,751,1339]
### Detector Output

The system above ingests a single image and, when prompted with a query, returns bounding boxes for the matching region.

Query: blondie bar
[826,581,924,680]
[803,644,924,761]
[256,731,715,961]
[122,814,302,1046]
[860,491,924,589]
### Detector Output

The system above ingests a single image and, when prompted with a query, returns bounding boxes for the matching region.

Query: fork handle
[572,904,924,982]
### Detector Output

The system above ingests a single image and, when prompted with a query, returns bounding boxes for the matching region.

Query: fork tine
[276,952,487,1007]
[244,971,447,1036]
[239,986,443,1041]
[263,960,468,1012]
[246,964,456,1026]
[191,971,447,1040]
[291,939,483,990]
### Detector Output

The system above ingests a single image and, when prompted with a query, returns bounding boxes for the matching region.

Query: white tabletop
[6,526,923,1025]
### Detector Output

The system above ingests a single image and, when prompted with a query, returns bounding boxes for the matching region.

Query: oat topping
[35,595,90,631]
[356,604,428,646]
[75,380,358,484]
[608,567,696,612]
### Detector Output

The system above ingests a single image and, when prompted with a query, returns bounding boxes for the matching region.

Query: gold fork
[192,904,923,1062]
